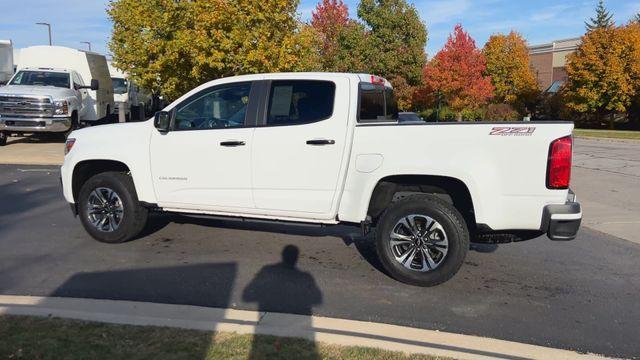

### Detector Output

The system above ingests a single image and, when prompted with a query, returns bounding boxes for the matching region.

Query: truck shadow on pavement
[49,245,323,359]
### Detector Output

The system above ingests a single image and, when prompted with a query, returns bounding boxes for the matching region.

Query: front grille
[0,94,54,118]
[4,120,47,127]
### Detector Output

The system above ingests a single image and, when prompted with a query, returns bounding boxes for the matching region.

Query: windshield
[112,77,128,94]
[398,112,424,123]
[9,70,70,88]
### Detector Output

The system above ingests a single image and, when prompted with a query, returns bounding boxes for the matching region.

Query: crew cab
[60,73,582,286]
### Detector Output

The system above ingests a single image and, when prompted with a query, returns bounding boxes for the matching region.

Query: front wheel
[78,172,148,243]
[375,195,469,287]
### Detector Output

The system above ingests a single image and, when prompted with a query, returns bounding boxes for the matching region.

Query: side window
[358,83,398,122]
[174,82,251,130]
[73,72,85,87]
[266,80,335,126]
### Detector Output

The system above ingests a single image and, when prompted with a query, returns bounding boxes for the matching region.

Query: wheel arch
[366,174,478,233]
[71,159,132,206]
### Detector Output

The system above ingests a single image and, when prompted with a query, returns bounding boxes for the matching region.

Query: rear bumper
[0,116,71,133]
[541,190,582,241]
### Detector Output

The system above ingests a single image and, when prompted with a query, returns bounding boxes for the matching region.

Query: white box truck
[0,40,13,85]
[108,62,153,121]
[0,46,114,145]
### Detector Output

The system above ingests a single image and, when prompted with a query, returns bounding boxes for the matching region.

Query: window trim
[356,82,399,124]
[170,81,255,132]
[257,79,337,127]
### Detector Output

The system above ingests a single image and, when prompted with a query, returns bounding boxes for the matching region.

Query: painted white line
[0,295,608,360]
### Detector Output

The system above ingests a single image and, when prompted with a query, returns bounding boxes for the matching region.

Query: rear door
[251,77,351,216]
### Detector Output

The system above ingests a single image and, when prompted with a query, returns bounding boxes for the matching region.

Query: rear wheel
[0,131,7,146]
[375,195,469,287]
[78,172,148,243]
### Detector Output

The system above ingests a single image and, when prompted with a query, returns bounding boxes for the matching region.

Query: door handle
[220,140,245,147]
[306,139,335,145]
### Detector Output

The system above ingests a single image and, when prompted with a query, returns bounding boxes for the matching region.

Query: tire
[0,131,7,146]
[63,112,79,139]
[78,172,148,243]
[375,194,469,287]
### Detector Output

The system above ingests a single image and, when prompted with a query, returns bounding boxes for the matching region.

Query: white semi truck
[0,46,114,145]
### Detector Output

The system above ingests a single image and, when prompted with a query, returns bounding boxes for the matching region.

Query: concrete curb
[0,295,607,360]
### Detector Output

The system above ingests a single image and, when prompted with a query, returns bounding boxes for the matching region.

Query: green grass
[573,129,640,140]
[0,315,450,360]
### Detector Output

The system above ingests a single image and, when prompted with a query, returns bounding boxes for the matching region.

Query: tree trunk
[609,113,615,130]
[456,112,463,122]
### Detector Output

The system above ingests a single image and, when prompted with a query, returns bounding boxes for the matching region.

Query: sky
[1,0,639,58]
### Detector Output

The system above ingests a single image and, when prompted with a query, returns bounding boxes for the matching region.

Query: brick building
[528,37,581,92]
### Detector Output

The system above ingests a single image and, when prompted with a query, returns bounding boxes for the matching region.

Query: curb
[0,295,607,360]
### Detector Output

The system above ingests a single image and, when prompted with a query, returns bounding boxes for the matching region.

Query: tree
[311,0,349,69]
[585,0,614,31]
[108,0,321,100]
[564,25,640,128]
[482,31,539,113]
[357,0,427,109]
[422,25,494,120]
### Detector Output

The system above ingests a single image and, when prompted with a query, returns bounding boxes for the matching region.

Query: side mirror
[154,111,171,132]
[90,79,99,91]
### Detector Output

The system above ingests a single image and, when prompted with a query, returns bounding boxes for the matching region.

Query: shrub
[484,103,519,121]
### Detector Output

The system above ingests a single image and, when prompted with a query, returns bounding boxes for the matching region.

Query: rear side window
[358,83,398,122]
[267,80,335,126]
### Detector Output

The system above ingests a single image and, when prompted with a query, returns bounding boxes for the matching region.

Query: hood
[114,93,129,103]
[0,85,74,99]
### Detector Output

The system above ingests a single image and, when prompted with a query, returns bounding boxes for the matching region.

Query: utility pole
[35,22,52,45]
[80,41,92,51]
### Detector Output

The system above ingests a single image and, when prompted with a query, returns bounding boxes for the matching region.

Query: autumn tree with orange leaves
[423,25,494,121]
[482,31,538,114]
[564,23,640,128]
[312,0,349,67]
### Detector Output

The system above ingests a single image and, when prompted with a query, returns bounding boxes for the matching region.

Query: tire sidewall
[376,197,469,286]
[78,172,141,243]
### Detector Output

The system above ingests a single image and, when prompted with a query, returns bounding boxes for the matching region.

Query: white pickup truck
[61,73,582,286]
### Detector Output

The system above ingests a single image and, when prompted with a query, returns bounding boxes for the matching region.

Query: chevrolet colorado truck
[60,73,582,286]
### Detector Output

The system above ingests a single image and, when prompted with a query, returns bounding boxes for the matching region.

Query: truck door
[149,81,257,211]
[251,77,351,216]
[72,72,88,118]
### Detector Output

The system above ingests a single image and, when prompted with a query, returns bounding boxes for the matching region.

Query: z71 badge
[489,127,536,136]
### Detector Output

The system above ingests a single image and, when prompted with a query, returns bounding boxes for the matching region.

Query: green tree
[585,0,614,31]
[108,0,321,100]
[357,0,427,109]
[482,31,539,113]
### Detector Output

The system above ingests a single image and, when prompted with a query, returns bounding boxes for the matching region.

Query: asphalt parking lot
[1,137,639,359]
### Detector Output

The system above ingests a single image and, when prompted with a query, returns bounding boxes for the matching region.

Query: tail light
[546,136,572,189]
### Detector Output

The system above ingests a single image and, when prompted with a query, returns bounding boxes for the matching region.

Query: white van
[108,62,153,121]
[0,46,114,143]
[0,40,13,85]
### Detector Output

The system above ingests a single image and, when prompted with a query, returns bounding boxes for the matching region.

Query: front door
[251,78,351,216]
[150,81,256,211]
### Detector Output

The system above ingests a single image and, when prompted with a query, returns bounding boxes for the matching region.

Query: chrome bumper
[0,116,71,133]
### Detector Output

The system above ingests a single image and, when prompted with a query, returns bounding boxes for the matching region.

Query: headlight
[54,100,69,115]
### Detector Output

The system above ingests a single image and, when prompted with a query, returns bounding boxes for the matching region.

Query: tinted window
[174,82,251,130]
[267,80,335,126]
[358,83,398,122]
[9,71,70,89]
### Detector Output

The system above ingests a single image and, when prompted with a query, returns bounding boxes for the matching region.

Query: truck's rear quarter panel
[339,122,574,231]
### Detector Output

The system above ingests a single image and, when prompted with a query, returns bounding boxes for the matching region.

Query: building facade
[528,37,581,92]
